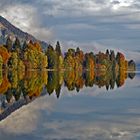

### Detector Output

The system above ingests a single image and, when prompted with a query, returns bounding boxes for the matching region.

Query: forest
[0,37,136,72]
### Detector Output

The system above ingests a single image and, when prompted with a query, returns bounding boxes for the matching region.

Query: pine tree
[6,36,12,51]
[22,41,27,51]
[106,49,110,59]
[13,37,21,53]
[55,41,62,56]
[76,47,80,53]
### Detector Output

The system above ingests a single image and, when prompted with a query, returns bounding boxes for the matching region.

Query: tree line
[0,37,136,72]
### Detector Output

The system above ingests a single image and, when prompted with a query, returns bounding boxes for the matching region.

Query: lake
[0,67,139,140]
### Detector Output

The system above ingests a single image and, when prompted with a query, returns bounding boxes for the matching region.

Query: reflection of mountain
[0,97,32,121]
[0,68,136,121]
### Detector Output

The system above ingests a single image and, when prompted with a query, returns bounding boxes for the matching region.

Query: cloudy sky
[0,0,140,61]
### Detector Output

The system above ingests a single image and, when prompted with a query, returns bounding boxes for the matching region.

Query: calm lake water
[0,67,139,140]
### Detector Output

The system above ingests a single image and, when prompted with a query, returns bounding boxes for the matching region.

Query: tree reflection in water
[0,68,136,121]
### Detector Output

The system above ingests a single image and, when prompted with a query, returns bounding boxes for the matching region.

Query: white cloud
[0,4,35,31]
[0,3,54,41]
[110,0,135,10]
[40,119,140,140]
[0,95,57,134]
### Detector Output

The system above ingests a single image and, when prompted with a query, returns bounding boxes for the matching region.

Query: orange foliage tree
[0,45,11,65]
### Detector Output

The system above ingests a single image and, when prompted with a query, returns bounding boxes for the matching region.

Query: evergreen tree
[116,52,120,64]
[106,49,110,59]
[106,49,109,55]
[22,41,27,51]
[55,41,62,56]
[6,36,12,51]
[13,37,21,53]
[110,50,115,61]
[46,45,58,69]
[76,47,80,53]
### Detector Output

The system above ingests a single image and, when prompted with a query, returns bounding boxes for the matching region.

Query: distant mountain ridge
[0,15,48,49]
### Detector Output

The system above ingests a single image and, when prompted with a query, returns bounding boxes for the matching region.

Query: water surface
[0,68,139,140]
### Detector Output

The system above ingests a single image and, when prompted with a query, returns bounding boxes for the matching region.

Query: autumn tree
[84,52,95,70]
[0,55,3,71]
[0,45,11,66]
[23,41,48,69]
[75,47,84,70]
[116,52,126,70]
[64,48,75,70]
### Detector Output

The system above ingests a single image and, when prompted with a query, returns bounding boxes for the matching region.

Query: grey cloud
[111,0,120,5]
[0,0,23,9]
[1,0,140,19]
[32,0,140,17]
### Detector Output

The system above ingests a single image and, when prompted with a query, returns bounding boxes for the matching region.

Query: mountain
[0,15,48,50]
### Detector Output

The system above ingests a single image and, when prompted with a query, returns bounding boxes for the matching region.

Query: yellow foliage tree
[24,42,48,69]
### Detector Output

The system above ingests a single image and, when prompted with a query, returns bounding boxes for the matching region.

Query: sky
[0,0,140,62]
